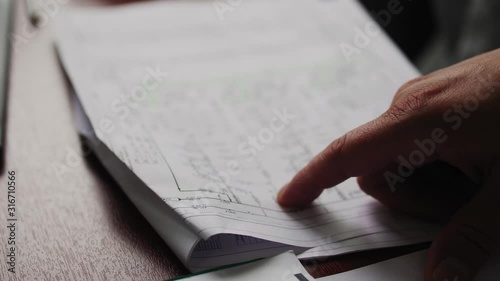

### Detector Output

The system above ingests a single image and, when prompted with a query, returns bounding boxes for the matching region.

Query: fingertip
[276,185,288,205]
[277,183,302,207]
[276,181,322,208]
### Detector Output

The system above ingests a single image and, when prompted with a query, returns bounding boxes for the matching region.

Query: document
[317,250,499,281]
[166,250,499,281]
[58,0,440,271]
[166,251,315,281]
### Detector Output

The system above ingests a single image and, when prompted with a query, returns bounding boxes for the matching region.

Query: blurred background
[360,0,434,63]
[98,0,500,74]
[359,0,500,74]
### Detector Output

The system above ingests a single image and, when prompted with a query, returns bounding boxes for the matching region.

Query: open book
[55,0,440,272]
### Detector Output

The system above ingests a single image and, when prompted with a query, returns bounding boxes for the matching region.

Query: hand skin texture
[278,48,500,281]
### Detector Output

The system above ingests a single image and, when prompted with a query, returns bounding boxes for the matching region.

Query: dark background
[360,0,435,61]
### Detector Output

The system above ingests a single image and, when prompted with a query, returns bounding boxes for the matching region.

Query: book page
[56,0,439,270]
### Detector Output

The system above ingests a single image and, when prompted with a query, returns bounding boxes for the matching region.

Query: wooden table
[0,1,428,280]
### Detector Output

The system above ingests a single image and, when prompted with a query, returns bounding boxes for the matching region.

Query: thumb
[425,165,500,281]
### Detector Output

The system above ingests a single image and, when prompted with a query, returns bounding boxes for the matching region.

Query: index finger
[277,106,441,207]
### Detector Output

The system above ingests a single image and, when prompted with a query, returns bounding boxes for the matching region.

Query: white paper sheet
[59,0,440,271]
[170,251,315,281]
[317,250,499,281]
[170,250,499,281]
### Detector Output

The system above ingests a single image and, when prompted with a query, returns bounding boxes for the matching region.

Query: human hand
[277,48,500,281]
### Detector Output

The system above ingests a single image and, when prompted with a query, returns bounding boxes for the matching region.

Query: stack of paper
[55,0,440,272]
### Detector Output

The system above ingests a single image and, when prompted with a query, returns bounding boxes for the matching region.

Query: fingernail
[433,257,470,281]
[277,184,289,203]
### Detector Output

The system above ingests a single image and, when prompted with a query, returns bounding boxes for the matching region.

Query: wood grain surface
[0,1,428,280]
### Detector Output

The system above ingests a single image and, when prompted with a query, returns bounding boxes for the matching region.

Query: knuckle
[397,76,425,93]
[318,133,350,181]
[392,74,448,112]
[393,77,426,101]
[384,92,428,122]
[325,133,349,161]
